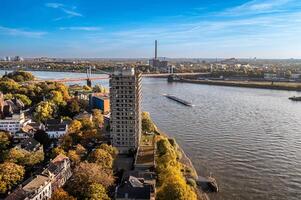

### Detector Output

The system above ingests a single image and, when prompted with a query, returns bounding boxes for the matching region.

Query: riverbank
[172,78,301,91]
[154,127,209,200]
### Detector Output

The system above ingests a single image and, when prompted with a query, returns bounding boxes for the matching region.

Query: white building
[0,112,25,133]
[45,119,68,138]
[6,175,52,200]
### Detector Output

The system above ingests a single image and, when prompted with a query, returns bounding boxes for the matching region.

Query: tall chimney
[155,40,157,59]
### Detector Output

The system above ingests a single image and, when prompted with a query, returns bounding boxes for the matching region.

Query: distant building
[110,67,142,154]
[13,56,24,62]
[264,73,278,80]
[5,56,11,62]
[291,74,301,80]
[45,119,68,138]
[149,40,168,70]
[89,93,110,114]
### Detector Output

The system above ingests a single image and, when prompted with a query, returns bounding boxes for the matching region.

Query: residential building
[6,175,52,200]
[74,111,93,121]
[42,154,72,192]
[110,67,142,154]
[16,138,43,153]
[89,93,110,114]
[115,176,155,200]
[45,119,68,138]
[0,93,26,133]
[6,154,72,200]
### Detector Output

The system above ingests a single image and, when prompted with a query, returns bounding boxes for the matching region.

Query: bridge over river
[26,72,210,83]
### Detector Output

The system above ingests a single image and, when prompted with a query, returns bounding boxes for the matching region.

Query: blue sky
[0,0,301,58]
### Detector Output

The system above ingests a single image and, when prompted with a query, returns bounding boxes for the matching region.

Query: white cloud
[45,2,82,19]
[0,26,46,38]
[60,26,101,31]
[222,0,297,15]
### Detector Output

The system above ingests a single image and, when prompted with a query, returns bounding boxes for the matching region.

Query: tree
[52,147,66,158]
[88,148,113,169]
[34,130,51,150]
[0,162,25,194]
[68,120,82,134]
[5,147,44,166]
[92,109,104,128]
[67,150,81,164]
[86,183,110,200]
[142,112,156,133]
[3,71,35,82]
[3,93,32,106]
[50,188,76,200]
[66,162,114,199]
[64,99,80,118]
[0,131,10,151]
[157,175,197,200]
[50,90,66,106]
[34,100,57,122]
[99,144,118,159]
[0,78,20,94]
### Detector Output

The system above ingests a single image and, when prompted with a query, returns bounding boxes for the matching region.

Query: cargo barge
[289,96,301,101]
[164,94,193,106]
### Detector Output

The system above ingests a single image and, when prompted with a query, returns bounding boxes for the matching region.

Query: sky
[0,0,301,58]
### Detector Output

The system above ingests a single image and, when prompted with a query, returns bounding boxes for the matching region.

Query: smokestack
[155,40,157,59]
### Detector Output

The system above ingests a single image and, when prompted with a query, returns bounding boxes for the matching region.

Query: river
[1,70,301,200]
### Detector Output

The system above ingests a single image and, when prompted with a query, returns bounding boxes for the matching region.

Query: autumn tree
[66,162,114,199]
[86,183,110,200]
[67,150,81,165]
[50,188,76,200]
[92,109,104,128]
[51,147,66,158]
[0,131,10,151]
[88,148,113,169]
[0,162,25,194]
[5,147,44,166]
[157,174,197,200]
[99,144,118,159]
[34,100,57,122]
[142,112,156,133]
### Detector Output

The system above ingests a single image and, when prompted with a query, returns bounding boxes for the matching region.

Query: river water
[1,70,301,200]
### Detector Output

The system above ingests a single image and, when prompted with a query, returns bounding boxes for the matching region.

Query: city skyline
[1,0,301,58]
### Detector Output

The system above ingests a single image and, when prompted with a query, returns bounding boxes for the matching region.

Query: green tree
[0,162,25,194]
